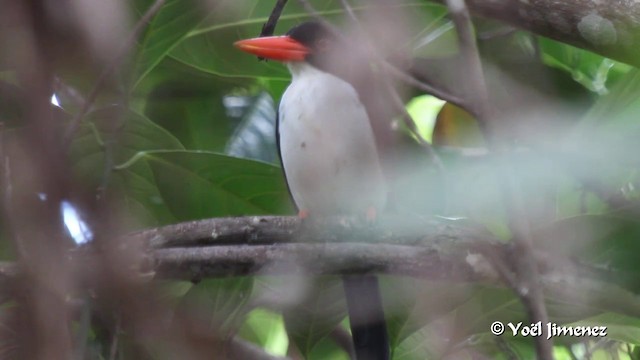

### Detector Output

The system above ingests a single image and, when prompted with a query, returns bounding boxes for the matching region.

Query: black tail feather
[343,275,390,360]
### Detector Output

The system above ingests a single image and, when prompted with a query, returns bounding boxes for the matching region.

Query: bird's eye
[315,38,331,52]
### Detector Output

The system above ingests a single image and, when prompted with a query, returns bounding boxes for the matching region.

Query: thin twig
[335,0,468,108]
[300,0,465,107]
[384,76,444,169]
[384,63,468,110]
[63,0,166,145]
[260,0,289,37]
[334,0,467,107]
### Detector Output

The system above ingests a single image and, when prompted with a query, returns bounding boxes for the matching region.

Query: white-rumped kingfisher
[235,21,390,360]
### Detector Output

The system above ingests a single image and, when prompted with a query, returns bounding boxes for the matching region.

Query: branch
[132,215,490,248]
[154,243,491,281]
[260,0,289,37]
[1,216,640,318]
[135,215,497,279]
[435,0,640,68]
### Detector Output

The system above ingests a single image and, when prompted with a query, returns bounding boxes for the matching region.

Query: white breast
[278,63,387,215]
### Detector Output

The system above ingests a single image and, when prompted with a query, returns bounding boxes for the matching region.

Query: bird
[235,21,391,360]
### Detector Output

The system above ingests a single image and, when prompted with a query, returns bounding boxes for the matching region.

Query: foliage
[2,0,640,359]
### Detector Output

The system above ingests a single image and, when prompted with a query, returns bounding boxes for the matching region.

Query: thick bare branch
[153,242,492,281]
[132,215,491,249]
[1,215,640,319]
[436,0,640,67]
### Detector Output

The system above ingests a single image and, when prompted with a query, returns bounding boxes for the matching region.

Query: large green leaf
[169,1,448,81]
[132,0,232,88]
[304,334,350,360]
[533,215,640,291]
[381,278,475,352]
[283,276,347,358]
[176,277,254,336]
[141,62,240,152]
[116,150,293,220]
[71,106,185,164]
[566,312,640,345]
[393,322,477,360]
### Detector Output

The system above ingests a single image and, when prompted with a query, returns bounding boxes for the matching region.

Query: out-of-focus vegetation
[2,0,640,359]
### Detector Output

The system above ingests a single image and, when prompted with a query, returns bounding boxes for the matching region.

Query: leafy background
[2,0,640,359]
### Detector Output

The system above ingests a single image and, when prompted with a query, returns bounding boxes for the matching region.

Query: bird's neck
[286,62,325,80]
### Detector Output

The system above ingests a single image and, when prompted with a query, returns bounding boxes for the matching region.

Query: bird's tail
[343,274,390,360]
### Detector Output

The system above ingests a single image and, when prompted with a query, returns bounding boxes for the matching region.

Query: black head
[286,21,342,70]
[286,22,335,50]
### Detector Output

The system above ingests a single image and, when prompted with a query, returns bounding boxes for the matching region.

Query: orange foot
[298,209,310,220]
[365,206,377,223]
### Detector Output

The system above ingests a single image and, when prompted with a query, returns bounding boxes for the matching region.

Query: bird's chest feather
[278,66,386,214]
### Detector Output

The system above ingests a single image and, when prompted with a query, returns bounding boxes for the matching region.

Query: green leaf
[133,0,222,88]
[169,1,449,81]
[534,215,640,290]
[69,107,185,227]
[566,312,640,345]
[393,321,475,360]
[72,106,185,163]
[141,67,240,152]
[381,278,475,351]
[305,334,350,360]
[577,68,640,130]
[410,18,458,59]
[116,150,293,220]
[238,308,289,356]
[283,276,347,357]
[562,69,640,208]
[177,277,254,336]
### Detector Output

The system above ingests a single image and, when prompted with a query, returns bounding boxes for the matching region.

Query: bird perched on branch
[235,21,391,360]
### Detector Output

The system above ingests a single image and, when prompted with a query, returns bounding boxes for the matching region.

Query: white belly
[278,63,387,215]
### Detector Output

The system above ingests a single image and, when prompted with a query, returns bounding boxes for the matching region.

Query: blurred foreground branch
[445,0,552,357]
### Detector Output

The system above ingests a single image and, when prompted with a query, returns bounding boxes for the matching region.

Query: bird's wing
[275,107,298,212]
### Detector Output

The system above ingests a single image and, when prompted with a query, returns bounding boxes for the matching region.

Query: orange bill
[234,36,310,62]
